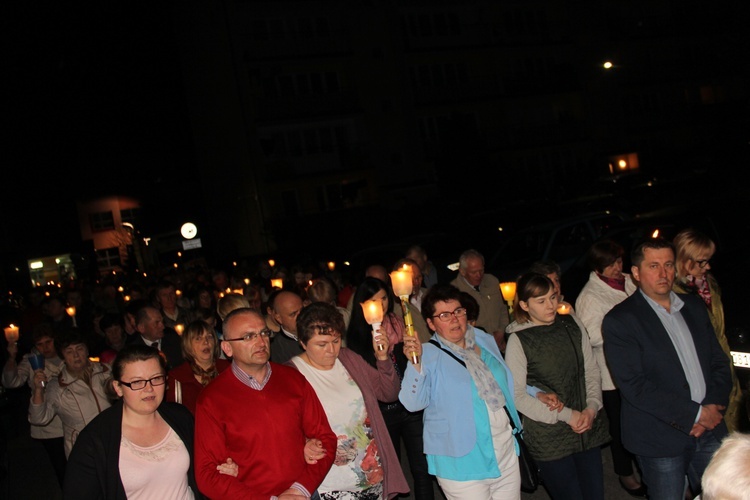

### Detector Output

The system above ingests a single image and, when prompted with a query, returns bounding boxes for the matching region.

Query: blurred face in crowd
[686,249,713,281]
[138,307,165,342]
[35,336,57,359]
[190,327,217,367]
[62,342,90,375]
[157,285,177,310]
[460,256,484,288]
[271,292,303,335]
[601,257,624,280]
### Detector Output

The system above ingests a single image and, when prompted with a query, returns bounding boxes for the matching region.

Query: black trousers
[379,401,435,500]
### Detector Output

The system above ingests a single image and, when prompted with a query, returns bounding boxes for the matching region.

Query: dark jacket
[602,291,732,457]
[63,400,203,500]
[127,329,184,371]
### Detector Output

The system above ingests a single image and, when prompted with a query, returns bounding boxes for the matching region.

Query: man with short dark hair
[195,308,336,498]
[603,238,732,500]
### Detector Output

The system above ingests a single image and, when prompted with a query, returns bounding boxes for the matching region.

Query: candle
[499,282,517,303]
[4,324,19,343]
[390,266,413,297]
[361,299,384,351]
[174,324,185,335]
[66,306,77,327]
[557,303,570,315]
[271,278,284,289]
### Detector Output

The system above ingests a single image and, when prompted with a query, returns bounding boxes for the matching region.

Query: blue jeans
[636,429,722,500]
[537,447,604,500]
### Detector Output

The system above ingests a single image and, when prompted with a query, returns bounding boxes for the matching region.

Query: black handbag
[429,340,541,492]
[503,407,540,493]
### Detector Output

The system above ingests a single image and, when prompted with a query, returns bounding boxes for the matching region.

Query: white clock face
[180,222,198,239]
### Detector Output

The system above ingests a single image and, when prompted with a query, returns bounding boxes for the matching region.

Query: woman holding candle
[505,272,610,499]
[2,323,67,486]
[347,276,436,499]
[399,283,524,499]
[574,239,645,497]
[166,319,231,415]
[287,301,410,499]
[28,327,114,459]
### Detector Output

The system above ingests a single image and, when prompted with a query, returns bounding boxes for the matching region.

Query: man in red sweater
[195,308,336,499]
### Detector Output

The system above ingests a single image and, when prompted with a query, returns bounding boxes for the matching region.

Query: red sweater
[195,362,336,499]
[167,359,232,415]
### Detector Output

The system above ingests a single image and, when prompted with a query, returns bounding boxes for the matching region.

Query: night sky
[4,4,197,256]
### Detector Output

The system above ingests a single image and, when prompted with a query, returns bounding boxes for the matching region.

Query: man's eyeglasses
[695,259,710,269]
[118,375,167,391]
[432,307,468,322]
[223,329,273,343]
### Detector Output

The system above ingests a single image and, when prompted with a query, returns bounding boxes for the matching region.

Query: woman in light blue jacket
[399,284,524,499]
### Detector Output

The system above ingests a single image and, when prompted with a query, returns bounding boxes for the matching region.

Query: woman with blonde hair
[166,320,231,415]
[672,228,743,433]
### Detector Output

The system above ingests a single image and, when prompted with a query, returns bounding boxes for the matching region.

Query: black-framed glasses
[695,259,710,269]
[432,307,468,322]
[222,329,273,343]
[118,375,167,391]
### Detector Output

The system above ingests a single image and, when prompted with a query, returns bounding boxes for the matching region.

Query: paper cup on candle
[361,299,384,350]
[4,324,19,343]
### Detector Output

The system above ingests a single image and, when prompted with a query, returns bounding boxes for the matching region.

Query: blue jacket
[399,326,523,458]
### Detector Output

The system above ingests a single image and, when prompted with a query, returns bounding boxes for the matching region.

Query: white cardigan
[575,272,637,391]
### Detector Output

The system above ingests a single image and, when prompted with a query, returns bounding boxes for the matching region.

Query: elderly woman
[672,228,743,434]
[166,319,232,415]
[63,344,236,499]
[399,284,524,499]
[29,327,113,459]
[506,273,610,499]
[287,301,410,499]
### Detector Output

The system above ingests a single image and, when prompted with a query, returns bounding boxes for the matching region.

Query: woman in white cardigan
[575,239,645,498]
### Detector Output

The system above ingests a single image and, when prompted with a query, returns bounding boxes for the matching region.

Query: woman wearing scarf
[673,228,743,433]
[575,239,646,497]
[399,284,524,499]
[166,319,231,415]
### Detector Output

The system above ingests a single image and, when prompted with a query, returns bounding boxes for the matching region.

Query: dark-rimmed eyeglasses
[118,375,167,391]
[695,259,710,269]
[222,329,273,343]
[432,307,468,322]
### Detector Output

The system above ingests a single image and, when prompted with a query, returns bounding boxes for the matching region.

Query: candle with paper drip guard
[174,323,185,336]
[390,265,419,364]
[361,299,384,351]
[556,303,571,315]
[66,306,77,327]
[4,324,19,343]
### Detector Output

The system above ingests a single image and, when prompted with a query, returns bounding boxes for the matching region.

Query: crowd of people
[0,235,747,499]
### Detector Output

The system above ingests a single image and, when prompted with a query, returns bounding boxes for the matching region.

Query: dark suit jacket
[602,291,732,457]
[127,329,184,371]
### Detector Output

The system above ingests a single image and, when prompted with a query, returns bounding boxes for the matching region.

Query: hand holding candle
[390,266,419,364]
[361,299,385,351]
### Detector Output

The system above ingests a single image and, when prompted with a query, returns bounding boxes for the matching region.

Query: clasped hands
[536,392,595,434]
[690,404,726,437]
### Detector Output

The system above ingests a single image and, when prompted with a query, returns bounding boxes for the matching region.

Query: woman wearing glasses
[63,344,236,499]
[288,301,410,499]
[673,228,743,433]
[166,319,231,415]
[399,284,525,499]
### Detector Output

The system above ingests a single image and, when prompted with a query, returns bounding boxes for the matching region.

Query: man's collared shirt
[231,361,272,390]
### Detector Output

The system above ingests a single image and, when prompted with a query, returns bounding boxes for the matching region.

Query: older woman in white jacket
[29,328,113,458]
[574,239,645,497]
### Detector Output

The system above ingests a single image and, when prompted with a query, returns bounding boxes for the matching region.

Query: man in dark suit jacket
[602,237,732,500]
[127,304,184,371]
